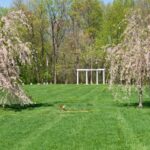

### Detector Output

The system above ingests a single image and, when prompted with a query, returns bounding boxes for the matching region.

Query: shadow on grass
[118,101,150,108]
[0,101,94,112]
[0,103,54,112]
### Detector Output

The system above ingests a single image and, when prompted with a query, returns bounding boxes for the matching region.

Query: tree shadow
[0,103,54,112]
[0,100,79,112]
[118,101,150,108]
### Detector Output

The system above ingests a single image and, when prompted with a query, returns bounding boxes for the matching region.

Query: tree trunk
[51,21,57,84]
[138,86,143,108]
[90,58,93,84]
[54,67,57,84]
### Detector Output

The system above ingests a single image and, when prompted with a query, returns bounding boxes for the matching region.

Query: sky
[0,0,113,8]
[0,0,12,8]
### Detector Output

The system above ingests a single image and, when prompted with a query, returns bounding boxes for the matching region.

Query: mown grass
[0,84,150,150]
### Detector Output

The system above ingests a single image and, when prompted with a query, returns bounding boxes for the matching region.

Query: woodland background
[0,0,149,84]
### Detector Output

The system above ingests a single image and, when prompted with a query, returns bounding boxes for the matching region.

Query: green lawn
[0,85,150,150]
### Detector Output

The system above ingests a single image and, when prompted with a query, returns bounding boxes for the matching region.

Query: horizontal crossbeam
[77,69,105,71]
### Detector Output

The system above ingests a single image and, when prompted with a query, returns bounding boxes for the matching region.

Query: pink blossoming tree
[0,10,33,106]
[108,10,150,107]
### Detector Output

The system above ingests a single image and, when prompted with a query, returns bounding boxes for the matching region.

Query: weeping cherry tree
[0,10,33,106]
[108,10,150,107]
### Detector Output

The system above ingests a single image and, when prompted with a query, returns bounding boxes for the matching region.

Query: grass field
[0,85,150,150]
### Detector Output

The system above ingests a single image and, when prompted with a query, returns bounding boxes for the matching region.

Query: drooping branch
[0,10,33,106]
[107,10,150,107]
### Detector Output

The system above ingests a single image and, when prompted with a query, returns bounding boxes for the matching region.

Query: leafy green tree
[13,0,51,84]
[97,0,134,46]
[0,7,8,18]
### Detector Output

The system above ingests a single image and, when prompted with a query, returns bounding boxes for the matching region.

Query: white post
[77,69,105,85]
[103,69,105,84]
[77,70,79,85]
[86,71,88,85]
[96,70,98,85]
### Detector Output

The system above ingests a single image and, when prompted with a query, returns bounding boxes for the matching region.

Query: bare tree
[46,0,68,84]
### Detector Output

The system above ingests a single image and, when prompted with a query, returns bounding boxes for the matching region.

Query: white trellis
[77,69,105,85]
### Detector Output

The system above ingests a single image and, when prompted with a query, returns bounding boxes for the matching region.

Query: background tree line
[0,0,149,84]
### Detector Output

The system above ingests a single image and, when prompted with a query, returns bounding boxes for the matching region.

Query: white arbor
[77,69,105,85]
